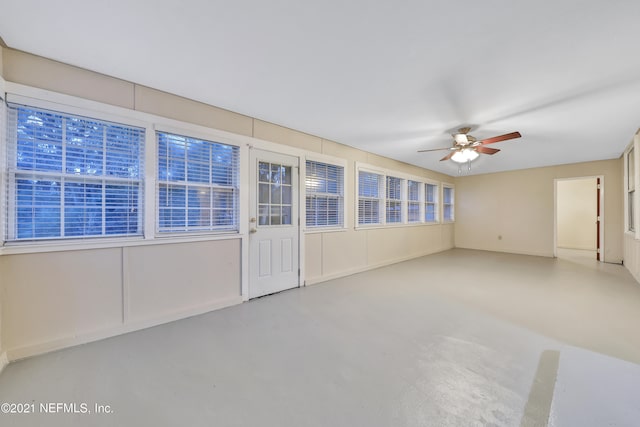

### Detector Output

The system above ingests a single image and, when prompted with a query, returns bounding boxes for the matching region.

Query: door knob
[250,228,257,234]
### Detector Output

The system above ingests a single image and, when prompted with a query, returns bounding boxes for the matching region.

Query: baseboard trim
[6,295,243,362]
[305,246,452,286]
[454,245,553,258]
[557,246,597,251]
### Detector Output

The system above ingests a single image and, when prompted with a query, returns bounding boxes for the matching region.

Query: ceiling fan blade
[476,146,500,155]
[479,131,521,145]
[418,146,454,153]
[440,152,455,161]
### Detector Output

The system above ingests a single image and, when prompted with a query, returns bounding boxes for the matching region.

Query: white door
[249,149,299,298]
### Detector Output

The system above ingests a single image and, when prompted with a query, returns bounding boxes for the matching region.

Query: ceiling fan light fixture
[453,134,468,144]
[451,148,479,163]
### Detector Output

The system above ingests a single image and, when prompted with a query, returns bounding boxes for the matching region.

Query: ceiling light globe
[451,148,479,163]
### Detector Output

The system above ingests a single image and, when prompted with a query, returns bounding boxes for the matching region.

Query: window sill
[0,232,241,256]
[304,227,348,234]
[355,222,443,231]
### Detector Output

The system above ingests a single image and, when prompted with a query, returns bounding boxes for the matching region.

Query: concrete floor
[556,247,598,263]
[0,248,639,426]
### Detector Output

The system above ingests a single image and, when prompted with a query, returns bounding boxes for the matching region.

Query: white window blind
[386,176,403,223]
[358,171,382,225]
[305,160,344,228]
[407,180,421,223]
[443,185,454,222]
[6,104,144,241]
[157,132,239,233]
[425,183,438,223]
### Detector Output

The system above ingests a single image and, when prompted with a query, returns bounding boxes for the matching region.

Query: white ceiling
[1,0,639,176]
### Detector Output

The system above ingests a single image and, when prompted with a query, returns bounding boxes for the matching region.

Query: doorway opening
[554,176,603,262]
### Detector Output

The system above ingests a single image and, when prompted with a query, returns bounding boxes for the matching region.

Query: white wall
[557,178,597,250]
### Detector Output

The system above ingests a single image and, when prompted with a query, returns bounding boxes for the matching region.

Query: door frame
[240,138,307,301]
[553,175,604,261]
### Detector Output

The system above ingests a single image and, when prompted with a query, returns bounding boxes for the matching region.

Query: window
[407,180,421,223]
[305,160,344,228]
[628,148,635,232]
[443,185,455,222]
[6,105,144,241]
[386,176,404,223]
[425,183,439,223]
[356,163,446,227]
[358,170,383,225]
[157,132,239,233]
[258,161,293,226]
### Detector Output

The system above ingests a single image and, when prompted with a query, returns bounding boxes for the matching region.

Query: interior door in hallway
[556,177,601,260]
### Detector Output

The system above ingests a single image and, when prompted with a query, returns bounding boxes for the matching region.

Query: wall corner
[0,39,5,78]
[0,352,8,375]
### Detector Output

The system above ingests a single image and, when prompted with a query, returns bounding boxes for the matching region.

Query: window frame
[407,179,423,223]
[5,103,146,242]
[1,86,249,255]
[155,131,240,235]
[385,175,405,224]
[424,180,440,224]
[303,154,347,232]
[625,144,638,236]
[356,168,385,226]
[442,182,455,223]
[0,90,6,246]
[355,162,443,229]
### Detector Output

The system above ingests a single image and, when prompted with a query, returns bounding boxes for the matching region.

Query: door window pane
[257,161,292,226]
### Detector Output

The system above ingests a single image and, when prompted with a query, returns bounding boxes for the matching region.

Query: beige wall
[303,143,453,283]
[624,234,640,282]
[455,159,622,262]
[623,132,640,282]
[0,47,454,360]
[557,178,597,250]
[0,240,242,360]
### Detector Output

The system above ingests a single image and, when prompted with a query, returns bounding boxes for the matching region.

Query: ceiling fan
[418,127,522,163]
